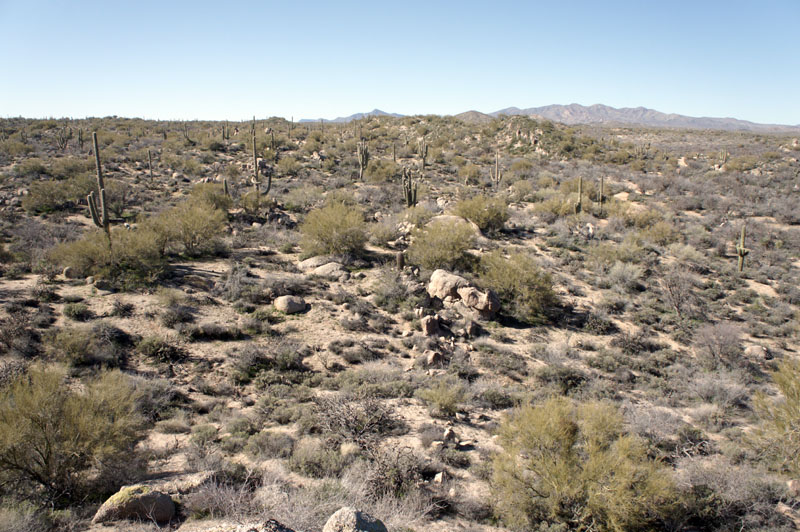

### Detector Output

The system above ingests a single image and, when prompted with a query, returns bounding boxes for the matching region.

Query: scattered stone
[322,507,388,532]
[236,519,296,532]
[86,276,95,285]
[274,295,306,314]
[443,427,457,443]
[252,222,262,228]
[430,441,445,452]
[433,471,447,484]
[62,266,78,279]
[92,485,175,524]
[427,269,471,300]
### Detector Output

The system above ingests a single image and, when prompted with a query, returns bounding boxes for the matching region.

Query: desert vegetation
[0,114,799,531]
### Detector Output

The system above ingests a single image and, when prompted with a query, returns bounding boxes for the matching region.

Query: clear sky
[1,0,797,124]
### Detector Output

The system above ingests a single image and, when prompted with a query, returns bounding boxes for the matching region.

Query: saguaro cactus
[87,132,111,245]
[597,175,605,216]
[418,138,428,169]
[402,167,417,207]
[357,141,369,181]
[147,149,154,182]
[736,223,749,272]
[490,150,502,189]
[574,176,583,214]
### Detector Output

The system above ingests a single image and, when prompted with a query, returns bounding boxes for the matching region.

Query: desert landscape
[0,111,799,532]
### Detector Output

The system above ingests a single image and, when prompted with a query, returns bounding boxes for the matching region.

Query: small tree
[300,202,367,256]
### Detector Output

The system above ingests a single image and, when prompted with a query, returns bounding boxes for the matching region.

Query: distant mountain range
[299,109,403,124]
[302,104,800,132]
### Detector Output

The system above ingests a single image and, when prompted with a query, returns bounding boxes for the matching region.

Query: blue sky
[1,1,798,124]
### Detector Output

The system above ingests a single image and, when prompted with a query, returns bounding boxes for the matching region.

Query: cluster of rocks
[92,484,387,532]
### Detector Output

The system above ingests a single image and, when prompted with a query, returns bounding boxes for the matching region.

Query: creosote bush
[492,397,676,531]
[300,202,367,257]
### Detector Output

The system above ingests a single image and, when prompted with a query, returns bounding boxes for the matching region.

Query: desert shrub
[693,322,742,369]
[459,163,481,184]
[0,367,145,505]
[453,195,509,234]
[607,261,645,293]
[492,397,676,531]
[406,219,475,270]
[314,395,403,450]
[365,159,399,183]
[675,456,791,531]
[362,446,426,499]
[48,323,131,368]
[48,226,165,284]
[288,439,350,478]
[416,377,467,418]
[277,156,300,176]
[246,431,295,459]
[300,202,367,257]
[534,364,587,395]
[754,359,800,477]
[161,199,228,256]
[136,335,185,363]
[284,185,323,212]
[478,251,558,325]
[0,310,40,358]
[190,182,233,211]
[62,302,92,321]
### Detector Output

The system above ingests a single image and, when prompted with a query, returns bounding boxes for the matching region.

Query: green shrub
[300,202,367,257]
[288,438,349,478]
[160,199,228,256]
[754,359,800,476]
[136,336,185,363]
[479,251,558,324]
[48,323,131,368]
[407,219,475,270]
[492,397,676,531]
[0,367,144,505]
[416,377,467,418]
[48,226,165,284]
[62,302,92,321]
[453,195,509,234]
[190,183,232,212]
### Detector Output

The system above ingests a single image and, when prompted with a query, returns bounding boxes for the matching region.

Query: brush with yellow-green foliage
[453,194,509,234]
[406,219,476,270]
[300,202,367,257]
[754,359,800,477]
[492,397,676,531]
[479,251,558,325]
[0,367,145,506]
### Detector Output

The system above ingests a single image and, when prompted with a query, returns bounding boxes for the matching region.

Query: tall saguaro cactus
[357,141,369,181]
[418,138,428,169]
[574,176,583,214]
[598,176,605,216]
[736,223,750,272]
[490,150,502,189]
[402,167,417,207]
[88,132,111,245]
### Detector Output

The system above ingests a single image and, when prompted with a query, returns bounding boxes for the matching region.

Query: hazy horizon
[1,0,798,124]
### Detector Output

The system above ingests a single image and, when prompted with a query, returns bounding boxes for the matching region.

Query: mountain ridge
[301,104,800,132]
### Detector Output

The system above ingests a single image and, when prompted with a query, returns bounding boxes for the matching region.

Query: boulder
[422,349,444,367]
[274,295,306,314]
[323,507,388,532]
[456,286,500,318]
[298,255,335,272]
[92,485,175,524]
[427,269,470,300]
[312,262,349,281]
[427,270,500,318]
[744,345,770,359]
[421,315,440,336]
